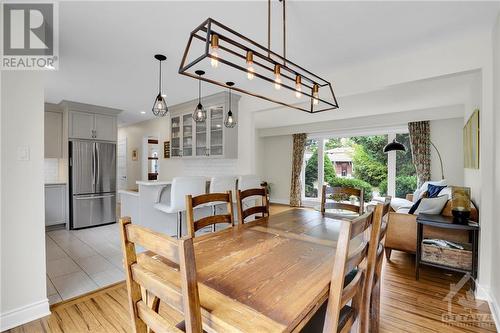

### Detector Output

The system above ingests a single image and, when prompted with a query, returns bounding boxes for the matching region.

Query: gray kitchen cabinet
[44,111,63,158]
[64,101,120,142]
[45,184,67,226]
[169,91,239,159]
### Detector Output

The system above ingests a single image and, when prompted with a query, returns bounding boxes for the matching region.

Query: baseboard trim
[488,294,500,331]
[476,283,500,330]
[0,299,50,331]
[269,198,289,205]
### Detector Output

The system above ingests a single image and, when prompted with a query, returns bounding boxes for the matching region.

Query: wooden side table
[416,214,479,285]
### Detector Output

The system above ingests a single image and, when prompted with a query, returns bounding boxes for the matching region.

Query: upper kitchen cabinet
[44,103,63,158]
[62,101,121,141]
[169,91,239,159]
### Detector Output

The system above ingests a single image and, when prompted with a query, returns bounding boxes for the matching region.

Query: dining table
[137,208,345,333]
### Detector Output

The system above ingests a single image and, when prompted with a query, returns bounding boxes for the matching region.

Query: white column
[317,139,325,197]
[387,133,396,198]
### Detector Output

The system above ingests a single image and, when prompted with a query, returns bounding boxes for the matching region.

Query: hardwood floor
[7,204,497,333]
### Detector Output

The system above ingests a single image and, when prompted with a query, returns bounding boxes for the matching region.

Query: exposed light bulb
[312,84,319,105]
[274,64,281,90]
[295,75,302,98]
[246,51,255,80]
[210,34,219,68]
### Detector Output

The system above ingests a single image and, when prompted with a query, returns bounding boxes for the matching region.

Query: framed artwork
[132,149,138,161]
[463,109,479,169]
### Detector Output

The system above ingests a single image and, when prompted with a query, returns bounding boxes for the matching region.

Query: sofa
[384,188,478,260]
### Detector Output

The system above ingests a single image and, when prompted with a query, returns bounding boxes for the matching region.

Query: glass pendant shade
[152,54,168,117]
[224,110,236,128]
[193,103,206,122]
[152,93,168,117]
[193,70,207,122]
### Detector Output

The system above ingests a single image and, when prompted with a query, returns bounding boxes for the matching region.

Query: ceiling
[44,1,500,126]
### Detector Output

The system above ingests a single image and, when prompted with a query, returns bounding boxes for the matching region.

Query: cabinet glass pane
[182,114,193,157]
[195,117,207,156]
[210,107,223,156]
[171,116,181,157]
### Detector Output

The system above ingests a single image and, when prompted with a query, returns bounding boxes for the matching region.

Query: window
[395,133,417,198]
[302,131,416,204]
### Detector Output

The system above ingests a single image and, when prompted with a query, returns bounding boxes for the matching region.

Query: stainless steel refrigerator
[69,140,116,229]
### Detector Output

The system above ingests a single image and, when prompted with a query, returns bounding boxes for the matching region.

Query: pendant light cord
[158,60,162,94]
[282,0,286,65]
[267,0,287,64]
[198,77,201,104]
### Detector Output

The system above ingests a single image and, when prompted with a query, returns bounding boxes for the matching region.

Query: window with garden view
[303,133,417,202]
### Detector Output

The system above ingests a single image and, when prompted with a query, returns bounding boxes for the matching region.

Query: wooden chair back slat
[186,191,235,238]
[324,202,361,213]
[120,217,203,333]
[322,207,373,333]
[321,185,365,215]
[241,205,268,220]
[126,224,180,264]
[137,301,184,333]
[131,264,183,308]
[236,187,269,224]
[350,211,373,238]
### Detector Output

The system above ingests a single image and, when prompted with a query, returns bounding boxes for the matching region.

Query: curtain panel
[408,121,431,187]
[290,133,307,207]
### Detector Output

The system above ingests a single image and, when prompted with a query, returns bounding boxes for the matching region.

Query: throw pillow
[413,179,448,202]
[427,184,447,198]
[413,195,448,215]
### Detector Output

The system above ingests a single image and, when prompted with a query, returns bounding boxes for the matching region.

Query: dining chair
[322,210,373,333]
[154,176,207,239]
[209,176,237,230]
[369,197,391,333]
[236,187,269,225]
[320,185,364,218]
[186,191,235,237]
[119,217,203,333]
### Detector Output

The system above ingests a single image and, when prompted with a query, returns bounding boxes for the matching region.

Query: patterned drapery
[408,121,431,187]
[290,133,307,207]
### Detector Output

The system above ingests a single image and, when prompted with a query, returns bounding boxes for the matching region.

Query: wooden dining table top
[139,208,344,333]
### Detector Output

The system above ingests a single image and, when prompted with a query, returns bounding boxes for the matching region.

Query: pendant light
[224,82,237,128]
[192,70,207,122]
[152,54,168,117]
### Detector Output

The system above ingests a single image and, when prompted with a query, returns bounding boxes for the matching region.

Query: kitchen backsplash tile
[45,158,66,182]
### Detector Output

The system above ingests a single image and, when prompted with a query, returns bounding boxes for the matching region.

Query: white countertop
[118,189,140,197]
[45,181,67,186]
[136,180,172,186]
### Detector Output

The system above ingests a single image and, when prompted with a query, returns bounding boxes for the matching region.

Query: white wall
[490,12,500,326]
[260,135,293,204]
[430,118,464,186]
[0,72,49,330]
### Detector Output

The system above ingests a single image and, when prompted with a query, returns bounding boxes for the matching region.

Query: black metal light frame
[178,18,339,113]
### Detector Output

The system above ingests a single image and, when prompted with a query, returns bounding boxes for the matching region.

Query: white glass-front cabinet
[169,92,238,159]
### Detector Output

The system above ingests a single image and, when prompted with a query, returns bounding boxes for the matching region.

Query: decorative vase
[451,186,471,224]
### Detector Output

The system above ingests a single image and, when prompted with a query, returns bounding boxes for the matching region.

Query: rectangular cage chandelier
[178,17,339,113]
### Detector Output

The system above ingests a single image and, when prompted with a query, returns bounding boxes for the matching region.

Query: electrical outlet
[17,146,30,161]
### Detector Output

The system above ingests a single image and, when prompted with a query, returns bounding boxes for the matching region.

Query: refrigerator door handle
[75,194,116,200]
[91,143,96,186]
[95,143,100,188]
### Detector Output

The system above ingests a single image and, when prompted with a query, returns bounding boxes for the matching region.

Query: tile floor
[45,223,124,304]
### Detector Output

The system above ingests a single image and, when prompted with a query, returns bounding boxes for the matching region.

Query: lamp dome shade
[383,139,406,153]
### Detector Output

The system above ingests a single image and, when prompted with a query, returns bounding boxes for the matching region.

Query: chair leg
[385,248,392,261]
[177,211,182,239]
[212,205,217,232]
[370,279,381,333]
